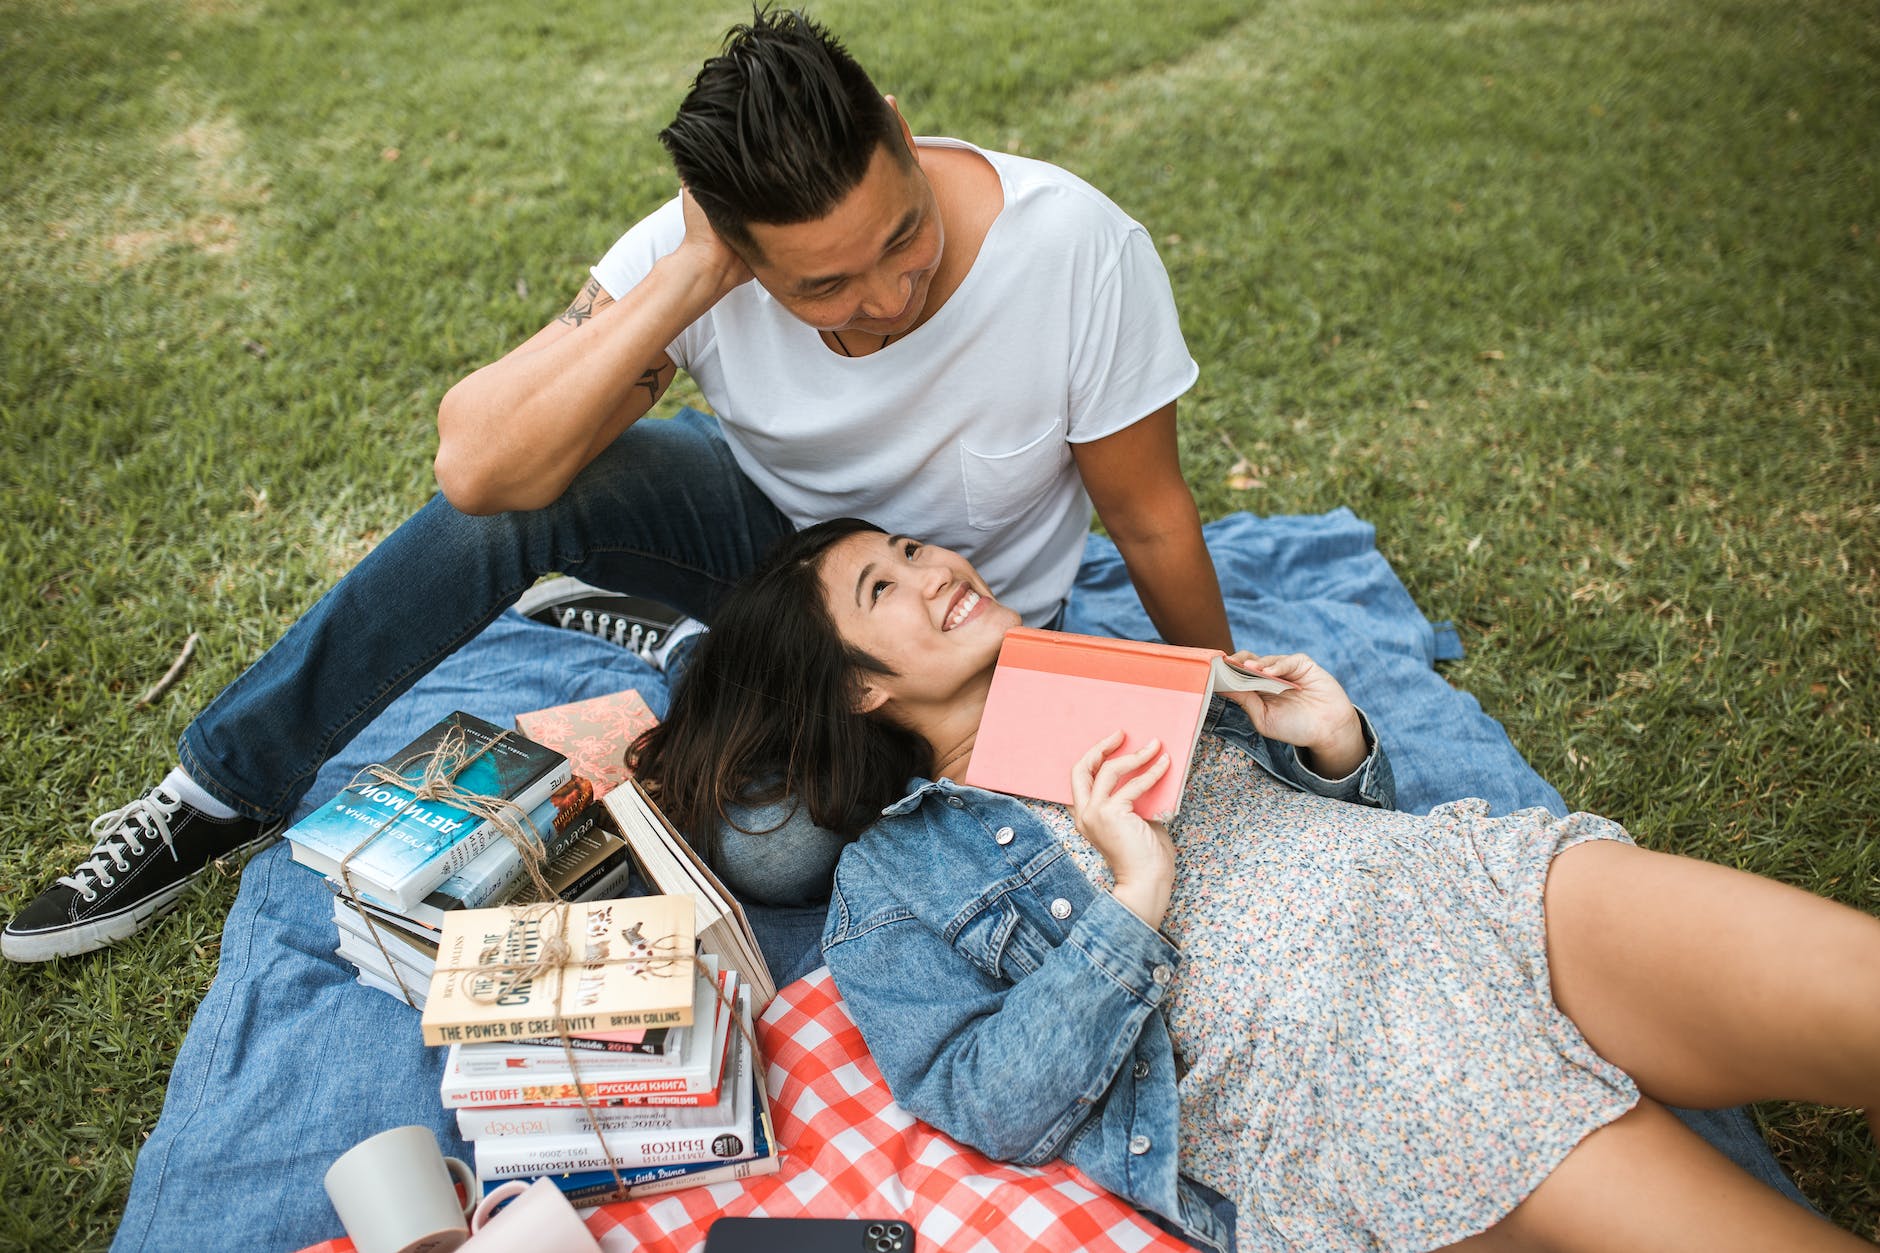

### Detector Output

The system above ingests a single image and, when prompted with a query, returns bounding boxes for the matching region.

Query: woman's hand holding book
[1068,733,1176,932]
[1219,653,1367,780]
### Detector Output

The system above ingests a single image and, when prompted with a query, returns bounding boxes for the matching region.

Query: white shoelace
[57,786,184,902]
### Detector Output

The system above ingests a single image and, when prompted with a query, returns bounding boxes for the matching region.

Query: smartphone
[702,1216,915,1253]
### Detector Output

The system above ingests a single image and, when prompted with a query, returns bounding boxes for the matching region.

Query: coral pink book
[515,689,658,799]
[964,628,1296,821]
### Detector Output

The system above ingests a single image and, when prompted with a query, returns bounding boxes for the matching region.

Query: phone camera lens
[867,1224,885,1238]
[874,1240,895,1253]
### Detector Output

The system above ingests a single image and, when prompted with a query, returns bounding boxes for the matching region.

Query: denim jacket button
[994,826,1015,845]
[946,796,965,809]
[1152,964,1173,986]
[1128,1134,1152,1155]
[1132,1058,1151,1080]
[1049,898,1073,920]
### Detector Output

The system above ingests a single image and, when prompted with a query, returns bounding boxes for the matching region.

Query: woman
[635,519,1880,1252]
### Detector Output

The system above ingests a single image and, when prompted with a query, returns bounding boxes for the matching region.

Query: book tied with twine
[287,710,573,912]
[420,895,696,1046]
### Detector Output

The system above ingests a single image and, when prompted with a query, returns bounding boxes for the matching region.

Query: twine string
[325,727,765,1199]
[429,906,762,1198]
[333,724,554,1006]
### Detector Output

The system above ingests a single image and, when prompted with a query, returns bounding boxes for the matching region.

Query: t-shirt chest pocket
[958,419,1068,531]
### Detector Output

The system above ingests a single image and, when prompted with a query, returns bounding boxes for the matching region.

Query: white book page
[1208,655,1298,695]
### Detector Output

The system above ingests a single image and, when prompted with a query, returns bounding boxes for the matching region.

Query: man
[4,9,1227,961]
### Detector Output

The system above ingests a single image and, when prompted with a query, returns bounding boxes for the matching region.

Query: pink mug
[461,1178,602,1253]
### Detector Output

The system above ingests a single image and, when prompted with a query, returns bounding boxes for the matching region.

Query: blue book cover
[347,792,597,925]
[287,711,572,911]
[409,789,603,928]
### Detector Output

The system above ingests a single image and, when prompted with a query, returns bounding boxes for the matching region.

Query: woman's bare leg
[1443,840,1878,1250]
[1542,839,1880,1112]
[1446,1099,1869,1252]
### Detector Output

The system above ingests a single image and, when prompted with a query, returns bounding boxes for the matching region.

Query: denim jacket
[821,699,1395,1252]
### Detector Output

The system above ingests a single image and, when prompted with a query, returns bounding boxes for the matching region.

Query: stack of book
[287,701,789,1202]
[420,899,779,1201]
[283,710,636,1004]
[328,817,633,1007]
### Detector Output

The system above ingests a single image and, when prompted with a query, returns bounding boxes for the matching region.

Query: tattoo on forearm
[557,277,605,327]
[635,362,673,405]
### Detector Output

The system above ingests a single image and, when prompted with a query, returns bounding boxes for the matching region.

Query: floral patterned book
[515,689,659,798]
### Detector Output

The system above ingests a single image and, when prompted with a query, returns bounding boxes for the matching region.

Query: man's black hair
[658,7,907,255]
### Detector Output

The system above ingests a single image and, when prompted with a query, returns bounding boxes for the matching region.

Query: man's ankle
[161,767,239,820]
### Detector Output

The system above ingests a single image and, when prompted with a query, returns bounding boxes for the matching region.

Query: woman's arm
[1221,651,1368,775]
[826,753,1180,1164]
[1068,733,1176,929]
[823,880,1177,1165]
[1211,652,1396,808]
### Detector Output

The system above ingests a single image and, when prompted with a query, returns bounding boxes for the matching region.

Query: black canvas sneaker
[515,577,704,668]
[3,786,277,962]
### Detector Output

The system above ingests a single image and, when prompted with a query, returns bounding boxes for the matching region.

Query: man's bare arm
[551,281,678,407]
[434,193,750,515]
[1072,402,1233,652]
[555,276,609,329]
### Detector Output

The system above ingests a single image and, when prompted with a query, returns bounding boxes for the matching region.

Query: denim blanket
[111,510,1801,1251]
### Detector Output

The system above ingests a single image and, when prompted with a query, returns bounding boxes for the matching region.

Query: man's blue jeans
[178,407,792,828]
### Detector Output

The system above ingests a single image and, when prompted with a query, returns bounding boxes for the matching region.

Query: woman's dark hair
[632,518,930,863]
[657,7,908,255]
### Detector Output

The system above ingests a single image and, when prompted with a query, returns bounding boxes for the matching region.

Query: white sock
[652,617,709,669]
[161,767,239,820]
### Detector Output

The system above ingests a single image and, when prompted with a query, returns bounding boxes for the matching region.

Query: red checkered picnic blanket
[299,967,1189,1253]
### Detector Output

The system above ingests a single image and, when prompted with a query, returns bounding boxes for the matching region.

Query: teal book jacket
[286,711,573,911]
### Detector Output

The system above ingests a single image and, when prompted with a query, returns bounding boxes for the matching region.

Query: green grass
[2,0,1875,1246]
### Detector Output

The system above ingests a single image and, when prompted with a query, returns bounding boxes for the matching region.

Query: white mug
[462,1177,602,1253]
[323,1125,477,1253]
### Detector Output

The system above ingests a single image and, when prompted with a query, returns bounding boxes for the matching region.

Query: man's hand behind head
[676,187,755,304]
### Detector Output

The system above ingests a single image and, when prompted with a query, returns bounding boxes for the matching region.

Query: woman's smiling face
[817,530,1021,713]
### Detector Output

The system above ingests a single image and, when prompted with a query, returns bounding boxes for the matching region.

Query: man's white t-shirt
[592,137,1197,625]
